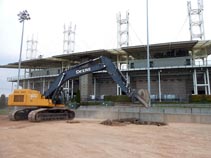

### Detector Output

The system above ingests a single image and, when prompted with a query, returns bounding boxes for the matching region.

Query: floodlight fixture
[18,10,30,23]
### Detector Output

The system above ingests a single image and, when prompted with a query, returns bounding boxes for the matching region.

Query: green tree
[75,89,81,103]
[0,94,6,109]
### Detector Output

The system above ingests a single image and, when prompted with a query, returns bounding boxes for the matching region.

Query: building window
[130,63,134,68]
[58,69,61,74]
[186,59,191,65]
[150,61,154,67]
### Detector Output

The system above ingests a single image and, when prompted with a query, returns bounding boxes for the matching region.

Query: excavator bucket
[133,89,150,107]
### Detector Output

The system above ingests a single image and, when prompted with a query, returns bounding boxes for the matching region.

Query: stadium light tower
[17,10,30,89]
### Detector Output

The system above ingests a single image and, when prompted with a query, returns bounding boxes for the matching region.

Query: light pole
[17,10,30,89]
[146,0,151,106]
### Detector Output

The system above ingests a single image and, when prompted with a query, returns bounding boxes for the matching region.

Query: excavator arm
[44,56,149,107]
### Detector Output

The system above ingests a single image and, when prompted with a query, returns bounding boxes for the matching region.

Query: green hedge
[80,101,101,106]
[0,108,8,115]
[190,95,211,103]
[104,95,131,102]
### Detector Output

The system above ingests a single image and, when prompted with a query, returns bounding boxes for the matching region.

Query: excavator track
[9,108,38,121]
[28,108,75,122]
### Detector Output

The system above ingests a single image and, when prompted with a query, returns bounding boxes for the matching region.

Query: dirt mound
[100,118,167,126]
[66,120,80,124]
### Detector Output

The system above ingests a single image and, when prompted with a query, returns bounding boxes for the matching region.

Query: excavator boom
[44,56,149,106]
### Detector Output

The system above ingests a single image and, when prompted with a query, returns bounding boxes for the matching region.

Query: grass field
[0,108,8,115]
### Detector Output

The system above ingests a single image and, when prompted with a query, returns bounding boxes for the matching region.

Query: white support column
[32,81,35,89]
[117,87,122,95]
[47,81,50,89]
[126,54,130,87]
[117,85,119,96]
[71,80,74,99]
[93,77,96,97]
[42,78,45,94]
[11,82,14,92]
[193,69,198,94]
[23,80,25,89]
[27,80,30,89]
[206,68,211,95]
[126,72,129,87]
[204,72,207,94]
[158,70,162,102]
[117,55,120,95]
[67,80,70,97]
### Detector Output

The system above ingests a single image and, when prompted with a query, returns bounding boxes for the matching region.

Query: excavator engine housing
[8,89,63,108]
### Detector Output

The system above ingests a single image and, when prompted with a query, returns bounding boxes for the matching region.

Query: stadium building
[2,40,211,102]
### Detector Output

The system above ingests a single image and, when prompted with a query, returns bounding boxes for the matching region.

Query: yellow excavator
[8,56,149,122]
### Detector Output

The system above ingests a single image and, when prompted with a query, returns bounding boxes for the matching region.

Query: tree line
[0,94,7,109]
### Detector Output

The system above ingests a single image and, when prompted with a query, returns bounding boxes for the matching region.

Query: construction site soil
[0,115,211,158]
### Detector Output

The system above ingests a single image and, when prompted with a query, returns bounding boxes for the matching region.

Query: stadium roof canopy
[1,40,211,69]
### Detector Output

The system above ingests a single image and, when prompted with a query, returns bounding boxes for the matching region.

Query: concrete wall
[129,56,192,68]
[96,79,116,96]
[79,74,93,101]
[75,106,211,124]
[133,75,189,101]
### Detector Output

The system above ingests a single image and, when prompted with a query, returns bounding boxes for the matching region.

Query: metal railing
[7,74,58,82]
[7,59,211,82]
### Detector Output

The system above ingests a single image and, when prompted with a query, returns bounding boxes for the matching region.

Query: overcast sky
[0,0,211,95]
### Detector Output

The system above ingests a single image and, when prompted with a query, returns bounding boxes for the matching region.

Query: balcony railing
[7,74,58,82]
[7,59,211,82]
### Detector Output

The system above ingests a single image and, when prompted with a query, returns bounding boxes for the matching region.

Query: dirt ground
[0,115,211,158]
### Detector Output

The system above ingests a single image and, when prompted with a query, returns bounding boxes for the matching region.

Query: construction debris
[100,119,128,126]
[66,120,80,124]
[100,118,167,126]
